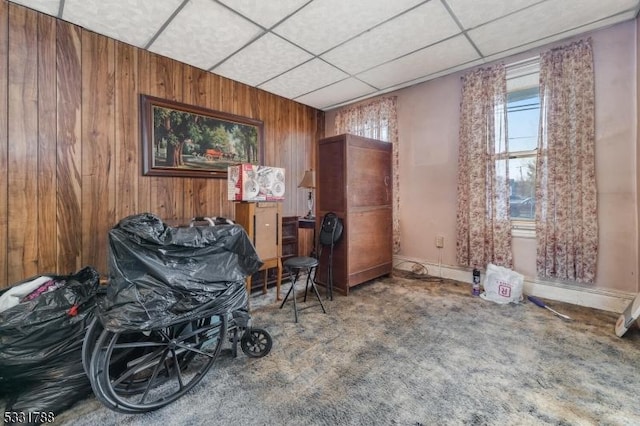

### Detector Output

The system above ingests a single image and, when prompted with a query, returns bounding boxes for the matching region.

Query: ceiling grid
[7,0,640,110]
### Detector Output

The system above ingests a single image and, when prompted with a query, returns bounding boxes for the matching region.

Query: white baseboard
[393,255,635,313]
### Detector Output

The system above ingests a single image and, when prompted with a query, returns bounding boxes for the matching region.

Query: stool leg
[279,269,297,308]
[292,270,299,323]
[303,268,311,303]
[309,269,326,313]
[279,276,294,308]
[279,268,300,323]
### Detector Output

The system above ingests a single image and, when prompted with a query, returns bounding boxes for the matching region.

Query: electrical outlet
[436,235,444,248]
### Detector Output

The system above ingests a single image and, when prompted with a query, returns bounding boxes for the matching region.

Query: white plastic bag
[480,263,524,304]
[0,276,52,313]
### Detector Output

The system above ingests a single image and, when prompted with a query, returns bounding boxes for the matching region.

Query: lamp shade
[298,170,315,189]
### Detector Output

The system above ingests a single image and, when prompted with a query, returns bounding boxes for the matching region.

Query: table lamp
[298,170,315,219]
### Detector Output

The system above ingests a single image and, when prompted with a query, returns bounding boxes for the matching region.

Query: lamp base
[305,190,314,220]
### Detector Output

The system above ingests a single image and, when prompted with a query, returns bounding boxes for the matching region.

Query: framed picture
[140,94,264,178]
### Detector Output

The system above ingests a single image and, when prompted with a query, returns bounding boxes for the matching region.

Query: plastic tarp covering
[99,213,262,332]
[0,267,99,420]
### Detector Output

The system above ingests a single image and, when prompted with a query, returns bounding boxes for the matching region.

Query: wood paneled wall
[0,2,324,287]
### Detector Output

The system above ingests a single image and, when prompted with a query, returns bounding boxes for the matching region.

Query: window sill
[512,220,535,238]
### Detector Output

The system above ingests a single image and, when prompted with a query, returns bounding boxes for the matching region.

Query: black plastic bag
[4,360,90,424]
[99,213,262,332]
[0,266,99,421]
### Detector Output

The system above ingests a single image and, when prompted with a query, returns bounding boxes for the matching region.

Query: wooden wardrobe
[316,133,393,295]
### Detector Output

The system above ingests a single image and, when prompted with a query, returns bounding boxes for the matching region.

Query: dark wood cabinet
[281,216,299,263]
[316,133,393,295]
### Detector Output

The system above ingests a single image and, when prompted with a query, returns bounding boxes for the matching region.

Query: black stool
[279,256,326,323]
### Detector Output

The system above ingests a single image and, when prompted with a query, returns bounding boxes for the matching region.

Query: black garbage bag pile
[0,266,99,420]
[99,213,263,332]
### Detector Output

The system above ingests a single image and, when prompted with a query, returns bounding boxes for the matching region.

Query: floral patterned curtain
[335,97,400,253]
[536,39,597,283]
[456,64,513,269]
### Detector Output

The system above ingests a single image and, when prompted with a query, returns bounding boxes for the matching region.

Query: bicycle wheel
[97,315,227,412]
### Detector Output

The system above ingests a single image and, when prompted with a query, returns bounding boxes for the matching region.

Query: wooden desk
[299,218,315,229]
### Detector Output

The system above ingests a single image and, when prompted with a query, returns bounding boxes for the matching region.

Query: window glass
[506,87,540,220]
[507,87,539,152]
[509,157,536,219]
[352,119,390,142]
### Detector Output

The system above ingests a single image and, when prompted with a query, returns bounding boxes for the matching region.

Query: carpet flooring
[53,275,640,425]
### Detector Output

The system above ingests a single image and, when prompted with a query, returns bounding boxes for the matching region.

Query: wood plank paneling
[36,13,57,273]
[114,42,138,221]
[81,31,115,274]
[56,20,82,275]
[7,4,38,282]
[0,1,8,286]
[137,49,152,214]
[0,0,324,287]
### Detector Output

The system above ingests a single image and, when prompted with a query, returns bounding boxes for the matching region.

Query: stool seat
[284,256,318,269]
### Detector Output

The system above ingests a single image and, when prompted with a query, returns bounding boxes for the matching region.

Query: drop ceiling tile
[217,0,310,28]
[369,57,484,97]
[259,59,348,99]
[445,0,541,29]
[481,10,638,65]
[321,1,460,75]
[468,0,639,56]
[405,58,486,85]
[148,0,263,71]
[357,35,480,89]
[62,0,183,48]
[295,78,376,110]
[273,0,424,54]
[9,0,59,15]
[213,33,313,87]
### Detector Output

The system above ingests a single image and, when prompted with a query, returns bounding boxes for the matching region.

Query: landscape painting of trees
[141,95,263,178]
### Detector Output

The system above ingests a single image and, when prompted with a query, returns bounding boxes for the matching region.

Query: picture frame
[140,94,264,178]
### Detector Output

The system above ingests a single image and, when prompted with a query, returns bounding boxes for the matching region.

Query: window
[351,117,390,142]
[503,59,540,231]
[507,86,539,221]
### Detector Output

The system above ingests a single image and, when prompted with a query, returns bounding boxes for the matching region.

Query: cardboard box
[228,164,285,201]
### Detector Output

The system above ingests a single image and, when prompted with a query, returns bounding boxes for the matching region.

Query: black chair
[279,212,343,322]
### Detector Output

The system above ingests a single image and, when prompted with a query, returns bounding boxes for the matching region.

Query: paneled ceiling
[9,0,640,111]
